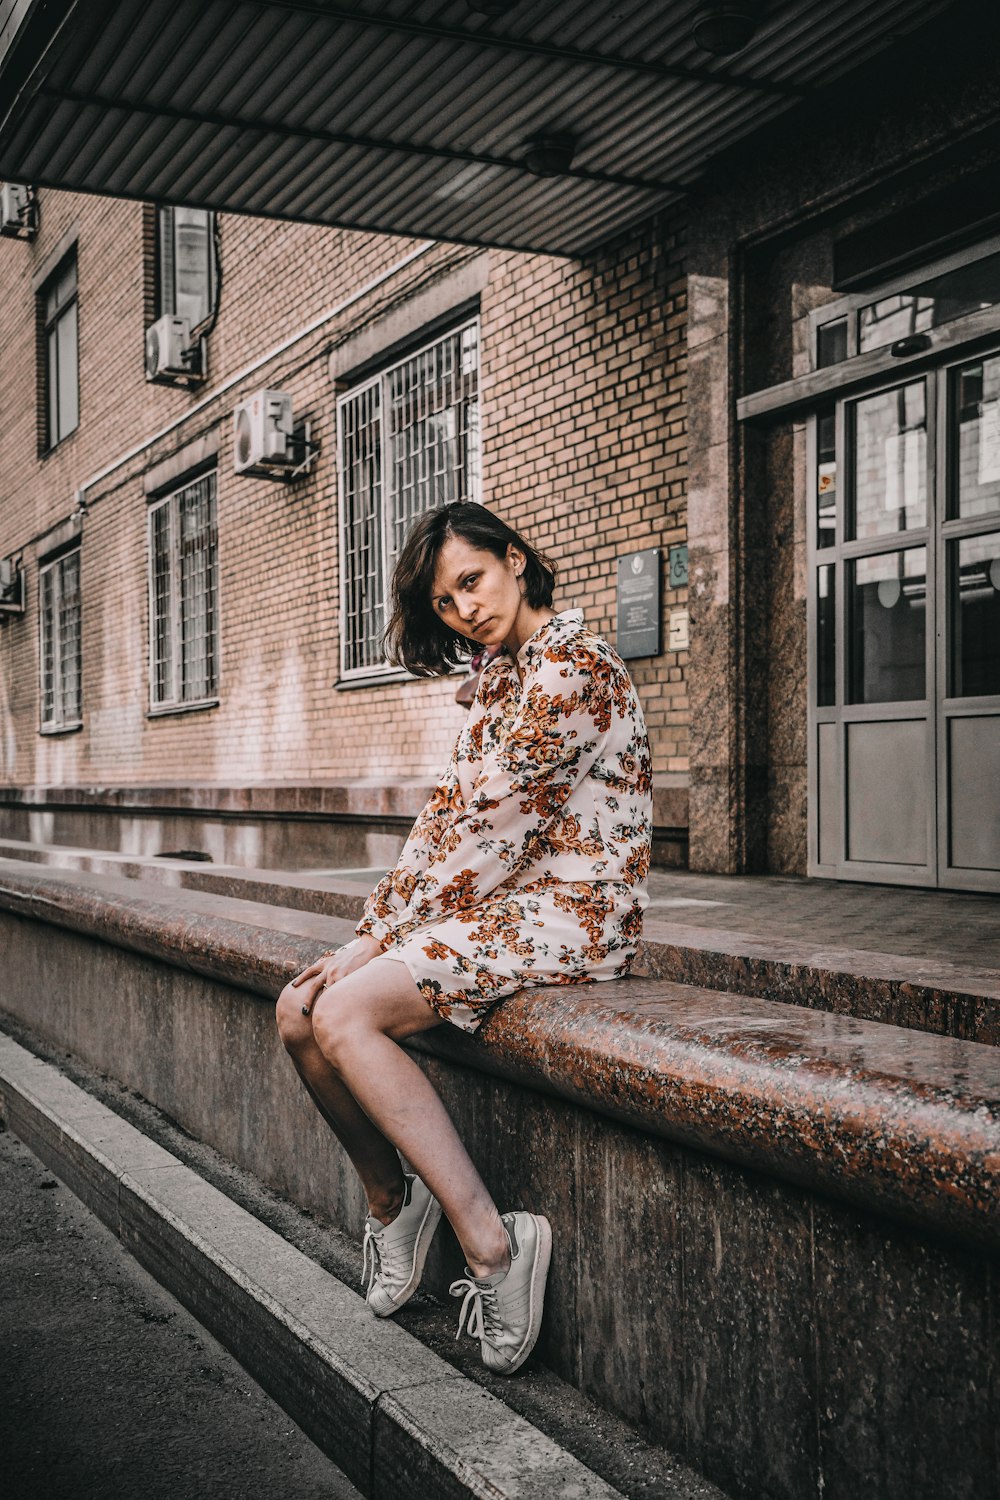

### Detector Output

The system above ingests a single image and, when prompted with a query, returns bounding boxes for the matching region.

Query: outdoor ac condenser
[0,183,34,238]
[233,390,295,476]
[145,314,195,382]
[0,558,25,615]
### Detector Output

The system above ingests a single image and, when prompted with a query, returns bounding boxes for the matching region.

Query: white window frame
[146,469,219,714]
[38,546,82,733]
[336,318,481,682]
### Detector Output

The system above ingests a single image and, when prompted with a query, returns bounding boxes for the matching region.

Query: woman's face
[431,535,542,655]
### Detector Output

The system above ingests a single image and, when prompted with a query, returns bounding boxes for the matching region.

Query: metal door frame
[745,233,1000,892]
[933,351,1000,893]
[807,368,939,885]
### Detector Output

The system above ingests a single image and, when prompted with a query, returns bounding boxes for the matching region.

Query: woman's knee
[275,983,313,1053]
[310,987,376,1068]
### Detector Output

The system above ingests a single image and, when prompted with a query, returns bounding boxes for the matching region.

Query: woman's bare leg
[276,990,407,1222]
[307,958,510,1278]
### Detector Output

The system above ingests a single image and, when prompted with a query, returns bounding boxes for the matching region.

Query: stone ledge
[0,780,692,836]
[1,841,995,1043]
[0,861,996,1252]
[0,780,438,822]
[0,1034,624,1500]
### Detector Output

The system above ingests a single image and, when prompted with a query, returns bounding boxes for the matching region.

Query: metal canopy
[0,0,953,256]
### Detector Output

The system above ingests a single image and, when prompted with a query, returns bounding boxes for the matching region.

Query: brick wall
[0,189,687,799]
[482,218,688,782]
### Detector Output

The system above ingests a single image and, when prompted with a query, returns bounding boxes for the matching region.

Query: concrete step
[0,1026,725,1500]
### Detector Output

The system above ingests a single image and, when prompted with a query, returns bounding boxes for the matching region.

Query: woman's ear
[507,543,526,577]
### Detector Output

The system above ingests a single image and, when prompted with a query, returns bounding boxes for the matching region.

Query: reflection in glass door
[808,355,1000,890]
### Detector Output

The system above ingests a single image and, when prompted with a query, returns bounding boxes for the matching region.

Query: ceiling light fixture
[690,3,762,56]
[522,132,576,177]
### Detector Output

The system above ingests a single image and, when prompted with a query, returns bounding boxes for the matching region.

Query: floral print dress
[355,609,653,1032]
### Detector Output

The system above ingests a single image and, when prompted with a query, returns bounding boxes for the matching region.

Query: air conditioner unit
[0,183,36,239]
[0,557,25,615]
[145,314,204,383]
[233,390,295,476]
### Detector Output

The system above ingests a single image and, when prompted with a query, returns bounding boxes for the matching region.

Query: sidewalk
[643,868,1000,968]
[0,1124,360,1500]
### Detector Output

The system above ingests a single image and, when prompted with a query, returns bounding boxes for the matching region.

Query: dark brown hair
[383,502,556,676]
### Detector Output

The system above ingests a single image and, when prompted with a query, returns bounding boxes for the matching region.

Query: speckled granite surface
[446,979,1000,1250]
[0,859,996,1251]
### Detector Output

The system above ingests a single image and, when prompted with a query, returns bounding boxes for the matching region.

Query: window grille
[148,471,218,710]
[39,548,82,729]
[40,250,79,449]
[337,320,480,677]
[157,206,216,328]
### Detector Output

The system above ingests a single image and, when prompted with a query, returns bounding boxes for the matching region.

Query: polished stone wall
[686,248,739,872]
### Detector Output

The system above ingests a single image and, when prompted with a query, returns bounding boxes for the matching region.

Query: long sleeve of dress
[360,648,613,947]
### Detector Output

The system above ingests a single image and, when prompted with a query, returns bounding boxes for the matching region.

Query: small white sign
[668,609,689,651]
[817,461,836,498]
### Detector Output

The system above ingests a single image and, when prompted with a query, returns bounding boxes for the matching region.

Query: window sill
[147,698,220,718]
[39,426,80,459]
[39,720,83,736]
[335,663,471,691]
[334,669,413,691]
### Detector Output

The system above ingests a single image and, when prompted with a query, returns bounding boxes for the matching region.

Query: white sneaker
[450,1211,552,1374]
[362,1173,442,1317]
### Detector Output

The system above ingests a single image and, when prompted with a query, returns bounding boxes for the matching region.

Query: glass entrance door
[809,354,1000,891]
[937,355,1000,889]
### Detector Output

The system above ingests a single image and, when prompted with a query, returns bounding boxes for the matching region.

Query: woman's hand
[290,935,385,1016]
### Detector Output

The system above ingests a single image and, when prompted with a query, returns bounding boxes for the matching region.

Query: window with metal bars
[147,471,218,711]
[337,320,480,677]
[39,548,82,730]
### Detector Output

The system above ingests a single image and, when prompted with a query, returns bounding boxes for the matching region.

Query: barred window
[337,320,480,677]
[148,471,218,710]
[39,548,82,730]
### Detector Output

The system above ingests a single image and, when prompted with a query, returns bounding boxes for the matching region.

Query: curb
[0,1033,621,1500]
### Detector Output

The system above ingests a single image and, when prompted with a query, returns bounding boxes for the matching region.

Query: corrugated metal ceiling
[0,0,955,254]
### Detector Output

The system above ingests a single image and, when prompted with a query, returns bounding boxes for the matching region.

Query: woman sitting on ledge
[276,501,652,1374]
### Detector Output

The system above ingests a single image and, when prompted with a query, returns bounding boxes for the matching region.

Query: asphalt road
[0,1122,360,1500]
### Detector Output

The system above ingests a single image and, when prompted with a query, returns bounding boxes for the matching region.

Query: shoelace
[450,1276,502,1342]
[362,1220,411,1296]
[362,1222,382,1296]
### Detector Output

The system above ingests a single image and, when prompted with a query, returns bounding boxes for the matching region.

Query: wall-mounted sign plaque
[616,548,661,660]
[668,544,688,589]
[668,609,690,651]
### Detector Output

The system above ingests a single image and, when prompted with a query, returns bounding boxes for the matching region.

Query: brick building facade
[0,192,690,859]
[2,1,999,893]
